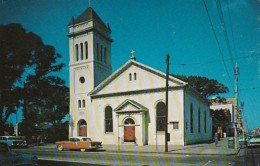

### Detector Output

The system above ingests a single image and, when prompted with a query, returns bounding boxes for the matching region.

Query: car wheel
[58,144,64,151]
[80,148,86,152]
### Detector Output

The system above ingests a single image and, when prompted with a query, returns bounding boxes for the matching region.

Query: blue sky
[1,0,259,130]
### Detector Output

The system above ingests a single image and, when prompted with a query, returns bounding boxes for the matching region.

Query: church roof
[68,7,111,31]
[88,59,188,97]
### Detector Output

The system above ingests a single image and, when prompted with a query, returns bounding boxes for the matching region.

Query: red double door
[79,126,87,137]
[124,126,135,142]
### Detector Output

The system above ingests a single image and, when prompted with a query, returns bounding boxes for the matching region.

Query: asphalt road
[233,146,260,166]
[12,148,237,166]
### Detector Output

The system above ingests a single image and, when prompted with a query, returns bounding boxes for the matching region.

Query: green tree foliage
[0,23,42,135]
[212,109,231,136]
[0,23,68,136]
[172,75,229,98]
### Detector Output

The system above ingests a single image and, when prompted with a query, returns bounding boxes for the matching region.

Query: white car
[247,135,260,147]
[0,142,38,166]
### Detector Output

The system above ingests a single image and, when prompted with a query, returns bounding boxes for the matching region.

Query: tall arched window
[105,106,113,132]
[78,100,81,108]
[204,111,207,133]
[80,43,83,60]
[104,47,107,64]
[75,44,79,61]
[198,108,201,133]
[134,73,137,80]
[96,43,99,60]
[85,41,88,59]
[101,45,103,62]
[156,102,166,132]
[190,103,193,133]
[82,100,85,108]
[129,73,132,81]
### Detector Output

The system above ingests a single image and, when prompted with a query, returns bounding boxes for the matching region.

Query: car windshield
[82,138,91,141]
[253,135,260,138]
[7,137,21,140]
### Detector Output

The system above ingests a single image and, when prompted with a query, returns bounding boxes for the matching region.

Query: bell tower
[68,7,112,136]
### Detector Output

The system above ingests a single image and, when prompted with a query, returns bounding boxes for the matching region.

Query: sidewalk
[31,137,239,156]
[102,137,239,155]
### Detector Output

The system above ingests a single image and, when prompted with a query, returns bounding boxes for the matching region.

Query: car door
[74,138,81,149]
[65,138,76,149]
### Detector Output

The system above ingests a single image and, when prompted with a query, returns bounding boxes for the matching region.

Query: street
[233,146,260,166]
[13,147,237,166]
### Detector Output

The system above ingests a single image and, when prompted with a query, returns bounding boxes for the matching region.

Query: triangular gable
[114,99,148,113]
[89,59,187,96]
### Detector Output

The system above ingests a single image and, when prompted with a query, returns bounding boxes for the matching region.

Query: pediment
[89,60,187,97]
[114,99,148,113]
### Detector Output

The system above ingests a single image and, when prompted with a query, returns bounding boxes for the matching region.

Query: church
[68,7,212,146]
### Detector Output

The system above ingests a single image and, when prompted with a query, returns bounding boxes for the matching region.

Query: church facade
[68,7,212,146]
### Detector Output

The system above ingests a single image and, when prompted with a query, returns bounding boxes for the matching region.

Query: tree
[172,75,229,98]
[0,23,42,135]
[0,23,67,136]
[37,85,69,142]
[211,109,231,136]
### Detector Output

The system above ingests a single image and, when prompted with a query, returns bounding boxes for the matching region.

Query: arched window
[156,102,166,132]
[104,47,107,64]
[82,100,85,108]
[129,73,132,81]
[105,106,113,132]
[75,44,79,61]
[96,43,99,60]
[124,118,135,125]
[80,43,83,60]
[85,41,88,59]
[190,103,193,133]
[100,45,103,62]
[204,111,207,133]
[198,108,201,133]
[78,100,81,108]
[134,73,137,80]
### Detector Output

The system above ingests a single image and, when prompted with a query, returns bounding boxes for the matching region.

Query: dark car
[0,136,28,148]
[0,142,38,166]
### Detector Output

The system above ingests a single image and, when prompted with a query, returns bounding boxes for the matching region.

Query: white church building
[68,7,212,146]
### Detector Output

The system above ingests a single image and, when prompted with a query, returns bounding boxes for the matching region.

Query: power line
[226,0,237,61]
[216,0,235,68]
[202,0,234,91]
[240,86,260,91]
[171,53,260,66]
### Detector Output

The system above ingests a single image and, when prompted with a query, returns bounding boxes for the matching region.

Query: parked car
[238,138,247,147]
[56,137,102,152]
[0,142,38,166]
[247,135,260,147]
[0,136,28,148]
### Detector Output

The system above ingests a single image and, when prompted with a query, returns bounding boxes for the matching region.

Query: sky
[0,0,259,130]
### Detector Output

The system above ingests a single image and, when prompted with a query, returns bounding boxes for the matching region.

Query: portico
[114,99,148,145]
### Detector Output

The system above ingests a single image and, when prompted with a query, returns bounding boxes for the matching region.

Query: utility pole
[165,54,169,152]
[234,63,239,149]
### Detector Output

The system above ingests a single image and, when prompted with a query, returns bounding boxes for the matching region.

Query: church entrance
[79,120,87,137]
[124,118,135,142]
